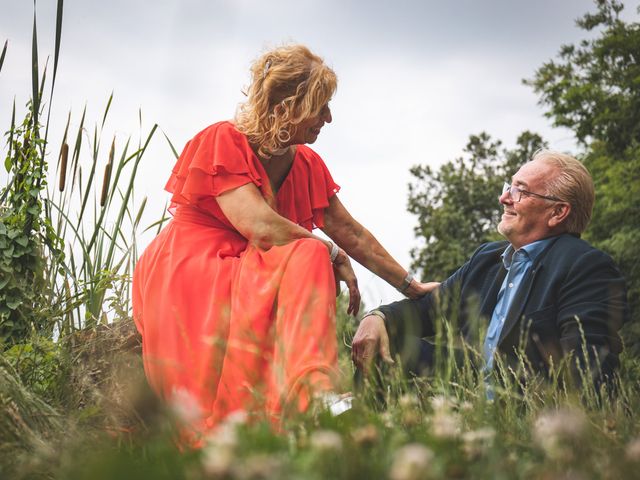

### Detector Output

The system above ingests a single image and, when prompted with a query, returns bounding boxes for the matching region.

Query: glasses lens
[503,182,511,199]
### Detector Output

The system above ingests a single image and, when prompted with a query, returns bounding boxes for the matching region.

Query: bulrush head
[58,142,68,192]
[100,138,115,207]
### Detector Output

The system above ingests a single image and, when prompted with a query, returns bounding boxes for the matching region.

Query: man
[352,150,629,388]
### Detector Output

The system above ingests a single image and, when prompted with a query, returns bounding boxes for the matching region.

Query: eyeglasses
[502,182,563,203]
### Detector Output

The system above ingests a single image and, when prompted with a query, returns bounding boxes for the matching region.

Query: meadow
[2,2,640,479]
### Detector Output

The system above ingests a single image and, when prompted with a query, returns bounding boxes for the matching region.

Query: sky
[1,0,637,307]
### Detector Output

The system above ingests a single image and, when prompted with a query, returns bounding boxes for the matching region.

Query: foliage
[408,131,547,280]
[586,140,640,354]
[3,335,66,405]
[0,355,64,476]
[525,0,640,155]
[46,103,159,332]
[526,0,640,352]
[0,106,64,346]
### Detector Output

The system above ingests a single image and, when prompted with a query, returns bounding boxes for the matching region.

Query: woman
[132,45,436,433]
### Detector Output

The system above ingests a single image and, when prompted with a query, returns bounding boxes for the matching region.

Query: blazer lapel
[479,265,507,319]
[498,263,543,346]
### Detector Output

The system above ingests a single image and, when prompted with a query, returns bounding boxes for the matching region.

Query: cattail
[100,138,115,207]
[58,143,69,192]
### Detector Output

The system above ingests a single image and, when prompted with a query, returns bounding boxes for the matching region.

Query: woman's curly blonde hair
[235,45,337,158]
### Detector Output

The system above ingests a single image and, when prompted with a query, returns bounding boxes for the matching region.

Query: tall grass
[1,2,168,339]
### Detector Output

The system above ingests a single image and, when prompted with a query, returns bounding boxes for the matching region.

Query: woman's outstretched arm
[321,195,438,299]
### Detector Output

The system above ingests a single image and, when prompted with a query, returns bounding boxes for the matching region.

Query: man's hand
[351,314,394,374]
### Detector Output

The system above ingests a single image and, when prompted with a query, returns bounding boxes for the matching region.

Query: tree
[408,131,547,280]
[526,0,640,353]
[525,0,640,156]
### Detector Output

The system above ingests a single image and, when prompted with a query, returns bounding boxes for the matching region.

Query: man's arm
[351,255,472,373]
[556,248,629,386]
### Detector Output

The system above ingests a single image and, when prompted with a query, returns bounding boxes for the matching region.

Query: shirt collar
[502,237,554,269]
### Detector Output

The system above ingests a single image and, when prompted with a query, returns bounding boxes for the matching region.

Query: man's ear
[548,202,571,228]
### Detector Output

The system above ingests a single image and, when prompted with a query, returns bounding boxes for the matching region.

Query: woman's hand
[404,280,441,300]
[333,249,361,316]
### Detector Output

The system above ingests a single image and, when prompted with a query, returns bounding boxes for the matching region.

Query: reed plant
[1,1,166,348]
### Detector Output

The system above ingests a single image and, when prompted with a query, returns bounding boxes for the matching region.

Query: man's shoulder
[544,234,619,267]
[544,234,605,257]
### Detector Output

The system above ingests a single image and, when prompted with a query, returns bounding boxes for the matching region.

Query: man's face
[498,159,560,249]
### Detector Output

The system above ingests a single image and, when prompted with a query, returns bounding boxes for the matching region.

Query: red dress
[132,121,340,432]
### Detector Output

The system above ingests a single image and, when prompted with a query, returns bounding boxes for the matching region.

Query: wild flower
[201,444,235,477]
[533,408,587,461]
[200,412,250,476]
[381,411,395,428]
[309,429,343,452]
[626,437,640,462]
[389,443,435,480]
[430,410,461,439]
[462,427,496,459]
[430,394,455,412]
[399,393,420,409]
[351,424,379,447]
[169,387,203,425]
[236,453,283,479]
[402,409,422,427]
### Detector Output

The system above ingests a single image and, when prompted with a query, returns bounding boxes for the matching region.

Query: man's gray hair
[533,149,595,235]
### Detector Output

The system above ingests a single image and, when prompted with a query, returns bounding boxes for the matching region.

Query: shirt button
[509,283,514,288]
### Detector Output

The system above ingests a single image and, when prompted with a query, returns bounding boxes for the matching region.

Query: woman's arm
[216,183,361,313]
[321,195,438,299]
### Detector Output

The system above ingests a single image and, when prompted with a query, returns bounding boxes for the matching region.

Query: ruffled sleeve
[276,145,340,231]
[165,121,262,210]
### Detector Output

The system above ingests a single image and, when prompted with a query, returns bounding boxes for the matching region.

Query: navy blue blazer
[379,234,629,383]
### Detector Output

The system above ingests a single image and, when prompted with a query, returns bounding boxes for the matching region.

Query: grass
[1,316,640,479]
[2,3,640,479]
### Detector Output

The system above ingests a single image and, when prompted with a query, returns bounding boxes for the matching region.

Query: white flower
[203,410,247,451]
[430,395,454,412]
[626,437,640,462]
[399,394,420,409]
[201,443,235,477]
[237,453,283,479]
[389,443,435,480]
[431,410,461,439]
[533,408,587,460]
[462,427,496,459]
[351,424,379,446]
[169,387,203,424]
[310,430,343,452]
[381,411,395,428]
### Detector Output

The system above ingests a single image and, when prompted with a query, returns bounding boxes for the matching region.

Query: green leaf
[6,297,22,309]
[14,235,29,247]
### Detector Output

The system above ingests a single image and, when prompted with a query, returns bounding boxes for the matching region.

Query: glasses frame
[502,182,563,203]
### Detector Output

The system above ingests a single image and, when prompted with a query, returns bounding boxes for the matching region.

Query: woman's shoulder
[295,144,326,166]
[192,120,245,143]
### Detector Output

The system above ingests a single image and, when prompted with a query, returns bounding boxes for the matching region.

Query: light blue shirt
[483,238,552,372]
